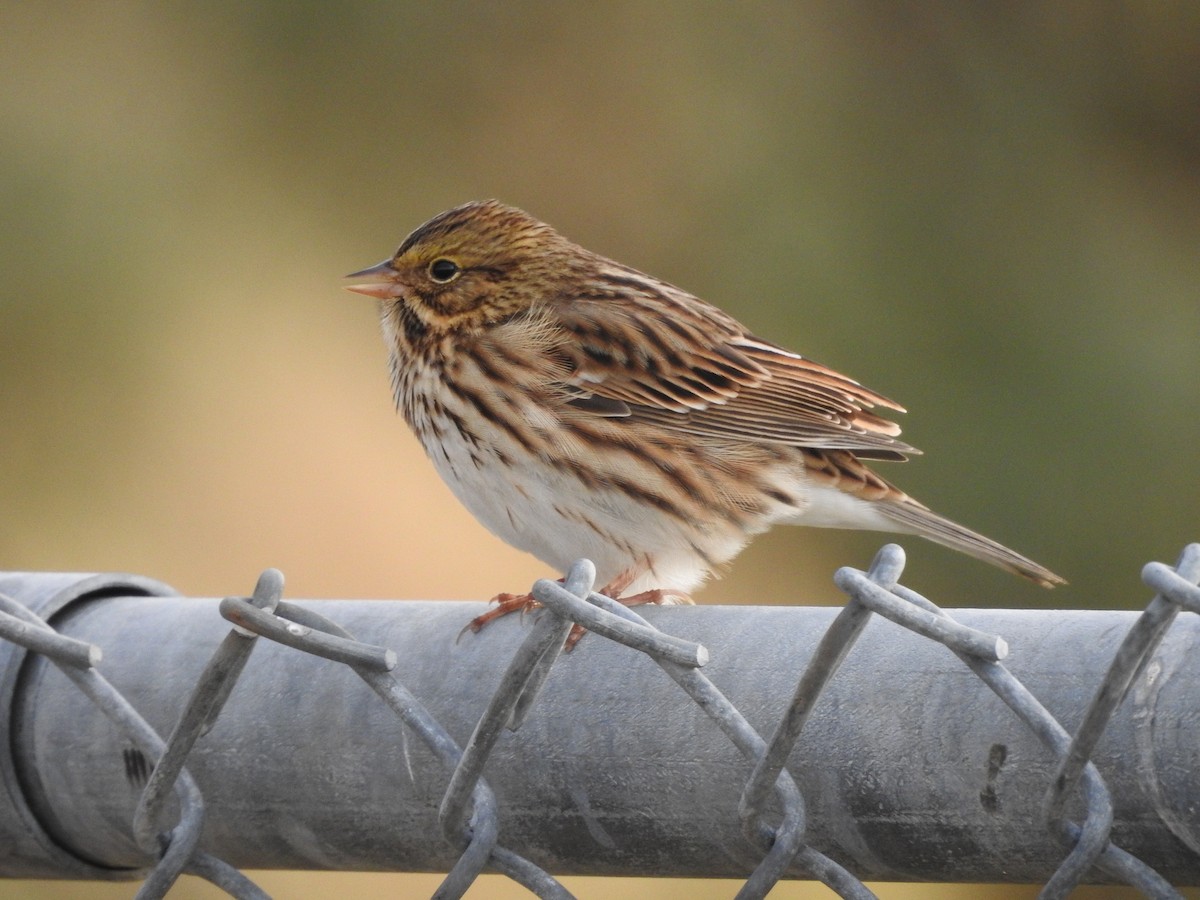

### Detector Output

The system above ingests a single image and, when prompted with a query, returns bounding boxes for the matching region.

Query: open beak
[344,260,404,299]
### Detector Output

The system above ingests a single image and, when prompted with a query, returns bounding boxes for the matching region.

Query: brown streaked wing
[558,282,764,412]
[557,276,917,459]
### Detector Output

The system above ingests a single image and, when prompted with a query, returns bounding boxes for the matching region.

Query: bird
[346,200,1063,632]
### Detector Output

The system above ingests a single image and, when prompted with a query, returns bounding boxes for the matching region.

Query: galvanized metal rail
[0,543,1197,898]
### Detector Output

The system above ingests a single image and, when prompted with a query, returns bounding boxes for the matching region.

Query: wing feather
[554,265,917,459]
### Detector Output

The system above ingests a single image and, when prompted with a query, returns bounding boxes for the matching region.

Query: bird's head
[346,200,574,335]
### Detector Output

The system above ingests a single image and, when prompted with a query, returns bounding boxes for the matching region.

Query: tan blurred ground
[2,3,1199,897]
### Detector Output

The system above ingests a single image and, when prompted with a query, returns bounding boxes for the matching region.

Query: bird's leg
[459,582,561,641]
[597,561,695,610]
[461,565,693,651]
[609,588,695,608]
[562,571,693,650]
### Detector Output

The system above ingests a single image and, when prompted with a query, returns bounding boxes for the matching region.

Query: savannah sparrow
[347,200,1062,624]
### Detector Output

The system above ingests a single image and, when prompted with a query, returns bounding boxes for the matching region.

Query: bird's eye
[428,258,461,283]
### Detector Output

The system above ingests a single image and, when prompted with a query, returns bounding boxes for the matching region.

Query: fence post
[0,545,1197,898]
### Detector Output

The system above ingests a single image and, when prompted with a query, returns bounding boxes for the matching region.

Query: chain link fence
[1,541,1198,898]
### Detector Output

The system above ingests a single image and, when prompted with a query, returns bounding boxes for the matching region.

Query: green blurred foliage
[2,4,1200,896]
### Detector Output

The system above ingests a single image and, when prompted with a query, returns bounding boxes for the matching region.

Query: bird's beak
[344,260,404,299]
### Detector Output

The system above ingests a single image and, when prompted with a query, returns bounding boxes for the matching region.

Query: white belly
[425,428,737,594]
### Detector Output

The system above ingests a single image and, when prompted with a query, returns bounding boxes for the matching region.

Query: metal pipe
[0,570,1197,884]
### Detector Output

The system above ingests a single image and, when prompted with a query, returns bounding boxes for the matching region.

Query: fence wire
[0,541,1198,898]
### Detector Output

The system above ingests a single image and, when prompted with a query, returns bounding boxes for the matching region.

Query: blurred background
[1,3,1197,898]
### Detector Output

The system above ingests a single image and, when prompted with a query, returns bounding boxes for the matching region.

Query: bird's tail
[877,500,1065,588]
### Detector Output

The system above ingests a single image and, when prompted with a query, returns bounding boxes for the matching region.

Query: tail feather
[878,501,1065,588]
